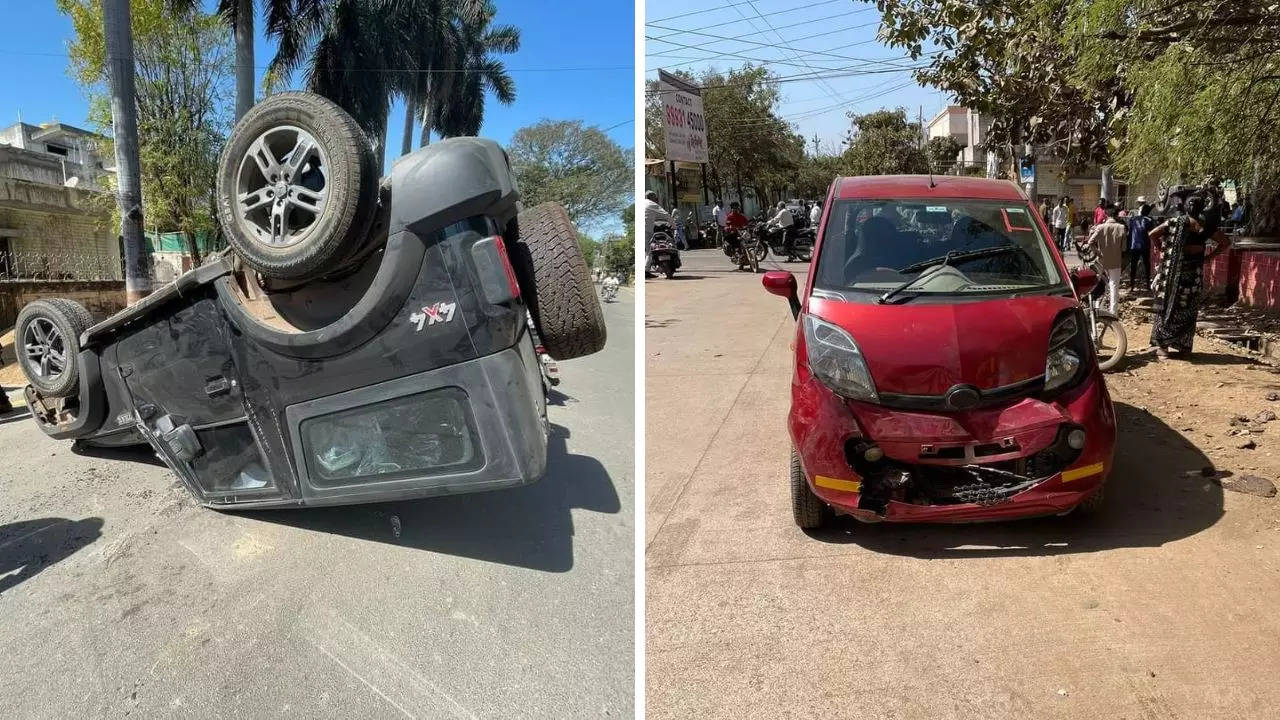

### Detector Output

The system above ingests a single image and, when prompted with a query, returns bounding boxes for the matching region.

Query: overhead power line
[645,0,858,40]
[645,34,923,73]
[644,18,884,63]
[648,0,768,25]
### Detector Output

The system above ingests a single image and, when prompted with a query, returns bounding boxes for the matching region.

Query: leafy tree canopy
[509,119,633,231]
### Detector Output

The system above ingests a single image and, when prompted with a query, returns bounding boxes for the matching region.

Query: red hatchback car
[763,175,1115,528]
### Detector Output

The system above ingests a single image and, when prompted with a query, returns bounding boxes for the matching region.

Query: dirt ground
[1109,312,1280,508]
[646,250,1280,719]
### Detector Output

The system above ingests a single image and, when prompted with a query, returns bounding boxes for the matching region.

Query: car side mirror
[762,271,800,318]
[1071,267,1098,297]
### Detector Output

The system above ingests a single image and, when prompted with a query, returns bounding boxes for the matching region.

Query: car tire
[16,298,92,398]
[791,447,830,529]
[1074,482,1106,517]
[510,201,607,360]
[215,92,378,281]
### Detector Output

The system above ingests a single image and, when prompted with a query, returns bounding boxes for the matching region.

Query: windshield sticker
[926,206,947,213]
[1001,208,1034,233]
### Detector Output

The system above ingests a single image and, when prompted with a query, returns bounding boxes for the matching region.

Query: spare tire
[510,202,606,360]
[16,298,93,398]
[216,92,378,281]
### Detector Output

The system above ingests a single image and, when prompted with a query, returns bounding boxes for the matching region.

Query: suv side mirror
[762,271,800,318]
[1070,267,1099,297]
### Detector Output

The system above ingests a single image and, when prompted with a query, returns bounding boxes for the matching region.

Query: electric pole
[812,133,820,156]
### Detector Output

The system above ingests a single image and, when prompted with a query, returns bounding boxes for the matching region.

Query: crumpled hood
[807,294,1079,395]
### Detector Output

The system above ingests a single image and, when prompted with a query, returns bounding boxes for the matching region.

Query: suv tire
[511,202,606,360]
[216,92,378,281]
[16,298,93,398]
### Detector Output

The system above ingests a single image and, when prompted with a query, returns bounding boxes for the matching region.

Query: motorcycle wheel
[662,260,676,279]
[795,249,812,263]
[750,241,768,262]
[748,251,760,273]
[1094,316,1128,371]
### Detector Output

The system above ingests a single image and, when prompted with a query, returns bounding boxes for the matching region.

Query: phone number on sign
[664,105,705,133]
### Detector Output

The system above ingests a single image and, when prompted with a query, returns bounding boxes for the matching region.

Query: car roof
[833,175,1027,201]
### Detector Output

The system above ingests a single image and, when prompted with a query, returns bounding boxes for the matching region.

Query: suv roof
[833,175,1026,201]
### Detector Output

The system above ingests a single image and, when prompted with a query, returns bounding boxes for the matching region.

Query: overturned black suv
[15,93,605,509]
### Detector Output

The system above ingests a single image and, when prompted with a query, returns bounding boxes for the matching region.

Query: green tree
[577,232,597,268]
[61,0,232,265]
[840,109,928,176]
[508,120,633,229]
[871,0,1117,176]
[926,135,965,174]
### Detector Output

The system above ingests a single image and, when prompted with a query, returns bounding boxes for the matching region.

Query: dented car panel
[26,139,549,509]
[783,175,1117,524]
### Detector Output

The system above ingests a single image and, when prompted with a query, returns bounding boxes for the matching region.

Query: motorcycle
[649,222,682,279]
[600,278,619,302]
[720,230,759,273]
[748,221,812,263]
[1072,258,1127,371]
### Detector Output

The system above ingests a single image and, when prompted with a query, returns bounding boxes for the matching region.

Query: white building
[925,105,1157,209]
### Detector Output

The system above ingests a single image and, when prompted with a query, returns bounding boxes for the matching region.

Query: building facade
[0,120,121,283]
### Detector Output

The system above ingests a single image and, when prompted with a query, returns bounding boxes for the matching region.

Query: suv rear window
[813,199,1061,297]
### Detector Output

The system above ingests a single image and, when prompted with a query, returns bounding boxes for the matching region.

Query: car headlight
[803,313,877,402]
[1044,313,1084,392]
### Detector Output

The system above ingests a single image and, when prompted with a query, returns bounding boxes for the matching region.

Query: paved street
[646,249,1280,719]
[0,288,634,719]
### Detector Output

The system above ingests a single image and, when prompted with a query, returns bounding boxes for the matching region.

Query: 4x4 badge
[410,301,457,331]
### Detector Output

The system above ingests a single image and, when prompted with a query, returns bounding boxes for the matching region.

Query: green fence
[144,230,225,254]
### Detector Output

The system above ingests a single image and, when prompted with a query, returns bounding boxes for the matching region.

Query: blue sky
[645,0,947,153]
[0,0,634,235]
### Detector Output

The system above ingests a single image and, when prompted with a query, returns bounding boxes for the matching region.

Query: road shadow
[546,388,575,407]
[647,275,709,281]
[806,402,1224,558]
[70,440,167,467]
[0,517,104,594]
[1121,346,1266,372]
[0,405,28,425]
[244,423,619,572]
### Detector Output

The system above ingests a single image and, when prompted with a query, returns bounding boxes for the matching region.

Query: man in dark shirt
[1126,199,1154,290]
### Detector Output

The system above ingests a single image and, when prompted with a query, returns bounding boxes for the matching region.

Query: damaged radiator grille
[847,426,1084,513]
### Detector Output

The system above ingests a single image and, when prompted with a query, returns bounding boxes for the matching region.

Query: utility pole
[812,133,820,156]
[103,0,150,303]
[918,105,924,149]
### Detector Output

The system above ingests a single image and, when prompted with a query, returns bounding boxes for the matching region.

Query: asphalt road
[646,249,1280,719]
[0,287,634,719]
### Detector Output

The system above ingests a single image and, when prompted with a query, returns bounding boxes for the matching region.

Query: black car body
[27,139,551,509]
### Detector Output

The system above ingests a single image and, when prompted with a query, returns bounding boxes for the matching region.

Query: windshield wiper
[877,249,960,304]
[897,245,1020,274]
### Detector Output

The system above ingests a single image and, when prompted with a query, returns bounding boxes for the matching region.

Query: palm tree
[168,0,298,121]
[428,7,518,140]
[415,1,518,147]
[395,0,467,156]
[267,0,407,165]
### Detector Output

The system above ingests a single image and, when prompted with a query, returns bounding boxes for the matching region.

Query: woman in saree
[1149,189,1230,358]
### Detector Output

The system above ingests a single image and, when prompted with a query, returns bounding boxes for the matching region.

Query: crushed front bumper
[789,367,1115,523]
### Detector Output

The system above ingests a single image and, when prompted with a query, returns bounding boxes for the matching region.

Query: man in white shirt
[767,201,797,260]
[643,191,674,244]
[713,200,726,230]
[1050,197,1069,251]
[809,201,822,226]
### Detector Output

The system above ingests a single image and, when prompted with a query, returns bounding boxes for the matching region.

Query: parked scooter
[649,222,682,279]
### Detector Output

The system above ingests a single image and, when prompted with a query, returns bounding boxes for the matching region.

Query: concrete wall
[0,279,125,329]
[0,178,120,280]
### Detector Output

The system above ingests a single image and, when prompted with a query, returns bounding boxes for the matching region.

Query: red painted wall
[1239,250,1280,311]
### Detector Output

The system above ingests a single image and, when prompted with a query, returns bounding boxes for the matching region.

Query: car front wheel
[790,447,830,529]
